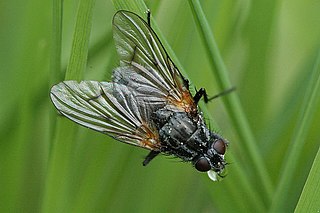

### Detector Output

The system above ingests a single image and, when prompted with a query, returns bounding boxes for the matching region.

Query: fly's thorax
[156,112,199,159]
[152,109,211,160]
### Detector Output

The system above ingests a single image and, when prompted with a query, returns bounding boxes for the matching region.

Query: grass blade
[295,146,320,211]
[43,0,95,211]
[65,0,96,80]
[188,0,273,204]
[270,48,320,212]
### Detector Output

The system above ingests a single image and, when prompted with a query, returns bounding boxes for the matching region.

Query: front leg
[193,87,235,104]
[193,88,208,104]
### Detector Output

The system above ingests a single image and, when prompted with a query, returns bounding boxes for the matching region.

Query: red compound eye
[213,139,226,155]
[195,157,211,172]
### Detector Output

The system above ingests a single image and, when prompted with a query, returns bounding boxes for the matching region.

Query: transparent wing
[50,81,160,150]
[112,10,194,110]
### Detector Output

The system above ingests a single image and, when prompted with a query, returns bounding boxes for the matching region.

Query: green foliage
[1,0,319,212]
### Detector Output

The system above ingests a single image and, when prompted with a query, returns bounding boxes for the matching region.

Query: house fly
[50,10,229,181]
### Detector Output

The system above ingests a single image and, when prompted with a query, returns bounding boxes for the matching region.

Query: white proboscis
[207,170,218,181]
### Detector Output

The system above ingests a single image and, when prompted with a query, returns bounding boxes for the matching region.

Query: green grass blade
[65,0,96,81]
[112,0,148,16]
[188,0,273,203]
[43,0,95,211]
[295,146,320,212]
[50,0,63,85]
[270,48,320,212]
[49,0,63,146]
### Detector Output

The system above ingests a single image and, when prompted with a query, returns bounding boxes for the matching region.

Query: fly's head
[193,133,228,181]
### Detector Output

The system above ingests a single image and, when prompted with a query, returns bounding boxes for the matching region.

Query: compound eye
[195,157,211,172]
[213,139,226,155]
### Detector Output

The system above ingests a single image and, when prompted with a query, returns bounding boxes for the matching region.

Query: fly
[50,10,231,181]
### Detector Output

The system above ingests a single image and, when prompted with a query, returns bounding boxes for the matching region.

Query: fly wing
[50,81,160,150]
[112,10,194,111]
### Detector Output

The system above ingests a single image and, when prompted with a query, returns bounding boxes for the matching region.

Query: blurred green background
[1,0,320,212]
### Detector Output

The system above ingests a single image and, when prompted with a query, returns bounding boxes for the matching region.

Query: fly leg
[143,150,160,166]
[146,9,151,27]
[193,88,209,104]
[193,87,235,104]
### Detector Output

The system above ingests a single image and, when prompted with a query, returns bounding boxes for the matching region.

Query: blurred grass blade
[270,48,320,212]
[50,0,63,85]
[65,0,96,81]
[43,0,95,211]
[295,146,320,211]
[49,0,63,144]
[188,0,273,203]
[112,0,148,15]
